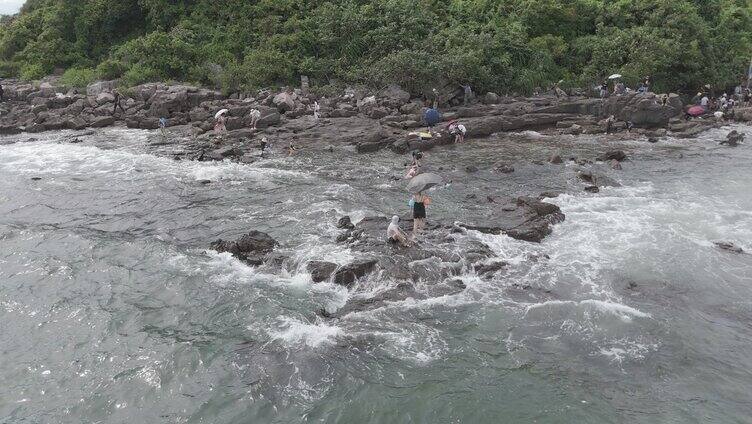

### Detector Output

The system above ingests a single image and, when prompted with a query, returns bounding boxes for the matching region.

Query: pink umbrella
[687,106,705,117]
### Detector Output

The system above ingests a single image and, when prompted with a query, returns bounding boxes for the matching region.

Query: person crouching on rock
[387,216,411,247]
[449,122,467,143]
[411,192,430,240]
[287,140,297,156]
[405,150,422,178]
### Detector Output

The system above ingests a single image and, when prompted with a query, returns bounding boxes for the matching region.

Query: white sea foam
[525,299,651,321]
[268,317,342,347]
[0,138,307,183]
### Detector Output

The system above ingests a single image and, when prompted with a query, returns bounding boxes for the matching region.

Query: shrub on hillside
[60,67,96,87]
[20,63,46,81]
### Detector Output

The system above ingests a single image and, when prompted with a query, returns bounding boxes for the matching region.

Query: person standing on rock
[432,88,439,109]
[249,108,261,129]
[0,83,5,102]
[112,90,125,115]
[605,115,615,134]
[159,117,167,139]
[287,140,297,156]
[387,216,411,247]
[259,137,268,157]
[313,101,320,120]
[411,191,429,239]
[214,110,227,136]
[462,84,472,106]
[599,81,608,99]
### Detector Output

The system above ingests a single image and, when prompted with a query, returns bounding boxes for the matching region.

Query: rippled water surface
[1,126,751,423]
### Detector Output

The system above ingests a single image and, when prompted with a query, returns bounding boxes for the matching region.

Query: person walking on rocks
[249,108,261,129]
[159,117,167,139]
[112,90,125,115]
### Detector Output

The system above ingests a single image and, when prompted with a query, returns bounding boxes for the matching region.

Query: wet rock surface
[209,231,279,265]
[0,77,708,159]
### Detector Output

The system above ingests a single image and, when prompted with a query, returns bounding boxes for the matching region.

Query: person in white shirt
[249,108,261,129]
[387,216,411,247]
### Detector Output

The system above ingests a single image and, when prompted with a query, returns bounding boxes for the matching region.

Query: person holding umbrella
[406,172,442,239]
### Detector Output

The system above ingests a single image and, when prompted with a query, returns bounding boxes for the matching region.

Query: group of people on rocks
[600,76,651,99]
[387,151,432,247]
[692,88,750,114]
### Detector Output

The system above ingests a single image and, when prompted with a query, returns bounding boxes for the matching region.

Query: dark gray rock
[714,242,744,254]
[584,186,600,193]
[333,259,378,288]
[598,150,627,162]
[337,216,355,229]
[307,261,338,282]
[210,230,278,265]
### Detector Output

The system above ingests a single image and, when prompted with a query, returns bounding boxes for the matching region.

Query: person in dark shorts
[260,137,268,157]
[411,191,429,239]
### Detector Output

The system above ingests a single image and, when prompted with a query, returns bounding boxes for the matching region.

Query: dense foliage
[0,0,750,94]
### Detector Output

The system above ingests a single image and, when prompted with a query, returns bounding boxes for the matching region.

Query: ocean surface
[1,125,751,423]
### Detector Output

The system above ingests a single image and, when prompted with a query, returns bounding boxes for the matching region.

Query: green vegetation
[0,0,750,94]
[60,67,96,87]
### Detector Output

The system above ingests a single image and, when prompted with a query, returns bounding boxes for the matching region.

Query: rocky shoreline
[2,77,750,161]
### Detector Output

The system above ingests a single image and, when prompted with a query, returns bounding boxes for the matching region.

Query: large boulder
[86,80,117,97]
[90,116,115,128]
[148,89,189,116]
[333,259,378,288]
[379,84,411,108]
[273,92,296,112]
[307,261,338,283]
[483,92,500,104]
[459,197,565,243]
[95,92,115,105]
[209,231,278,266]
[602,92,681,128]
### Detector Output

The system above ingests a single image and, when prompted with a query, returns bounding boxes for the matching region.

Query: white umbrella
[215,109,228,119]
[406,172,443,194]
[608,74,622,80]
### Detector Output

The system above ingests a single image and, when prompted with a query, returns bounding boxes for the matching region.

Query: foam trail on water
[268,317,342,347]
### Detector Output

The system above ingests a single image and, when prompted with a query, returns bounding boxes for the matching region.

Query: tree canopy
[0,0,750,94]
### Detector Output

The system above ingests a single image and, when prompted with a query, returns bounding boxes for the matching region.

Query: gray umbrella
[406,172,443,193]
